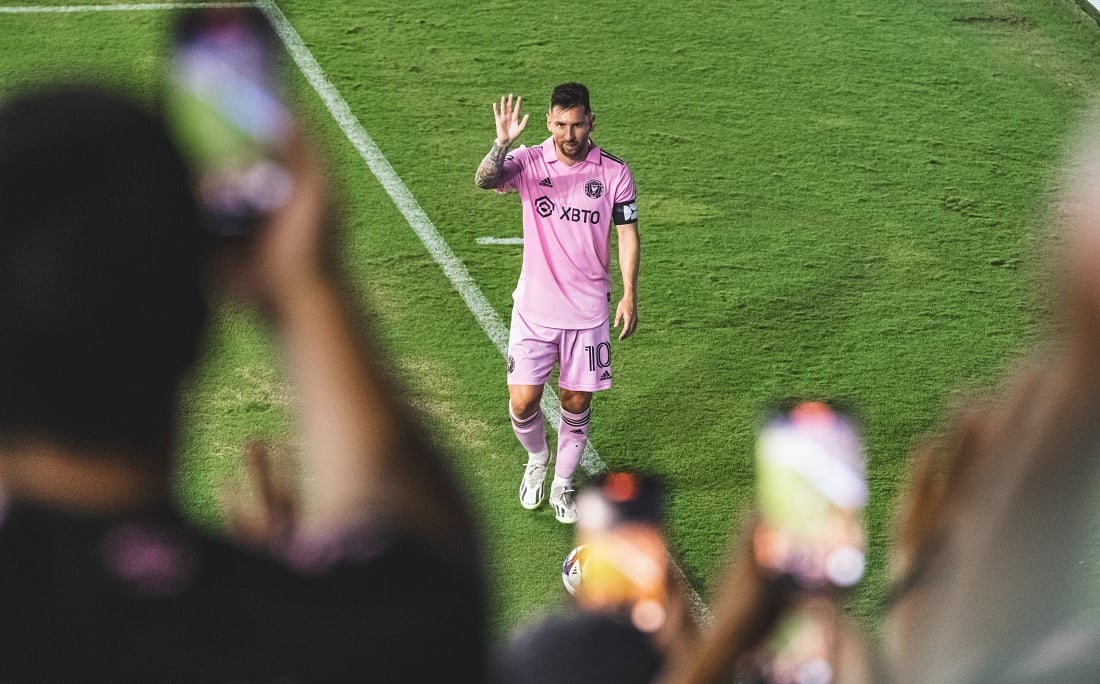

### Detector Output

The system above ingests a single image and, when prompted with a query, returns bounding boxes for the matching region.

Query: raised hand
[493,93,529,148]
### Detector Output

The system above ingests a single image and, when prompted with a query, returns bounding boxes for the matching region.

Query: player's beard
[559,137,588,161]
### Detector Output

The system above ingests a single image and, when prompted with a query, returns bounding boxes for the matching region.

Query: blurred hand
[213,126,332,317]
[224,441,298,552]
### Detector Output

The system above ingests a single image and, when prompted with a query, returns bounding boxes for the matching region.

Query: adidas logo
[539,177,553,187]
[599,371,612,380]
[570,429,584,434]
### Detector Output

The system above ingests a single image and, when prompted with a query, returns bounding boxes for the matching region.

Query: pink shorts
[507,308,612,392]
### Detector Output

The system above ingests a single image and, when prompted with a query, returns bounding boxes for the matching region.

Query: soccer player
[475,83,640,524]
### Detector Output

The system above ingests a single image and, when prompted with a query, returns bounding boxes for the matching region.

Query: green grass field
[2,0,1099,641]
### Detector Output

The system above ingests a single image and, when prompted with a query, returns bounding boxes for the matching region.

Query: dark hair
[0,85,207,452]
[549,82,591,114]
[587,471,665,526]
[492,611,662,684]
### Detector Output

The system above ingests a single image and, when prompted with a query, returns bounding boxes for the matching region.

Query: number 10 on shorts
[585,343,611,372]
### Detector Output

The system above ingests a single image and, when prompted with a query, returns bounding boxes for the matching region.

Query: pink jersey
[499,137,637,329]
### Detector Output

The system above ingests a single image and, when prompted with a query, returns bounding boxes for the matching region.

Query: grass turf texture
[1,0,1099,640]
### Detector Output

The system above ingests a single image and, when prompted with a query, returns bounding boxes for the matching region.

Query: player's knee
[558,390,592,414]
[509,393,542,419]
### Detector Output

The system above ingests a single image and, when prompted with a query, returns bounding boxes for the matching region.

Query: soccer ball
[561,545,587,596]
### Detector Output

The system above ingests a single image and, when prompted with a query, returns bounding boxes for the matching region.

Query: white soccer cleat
[519,463,547,510]
[549,484,578,524]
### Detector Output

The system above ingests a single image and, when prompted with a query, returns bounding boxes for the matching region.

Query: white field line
[0,3,251,13]
[0,0,712,623]
[476,236,524,245]
[255,0,712,624]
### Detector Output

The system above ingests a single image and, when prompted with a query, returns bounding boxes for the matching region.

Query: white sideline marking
[476,236,524,245]
[255,0,712,624]
[0,2,251,12]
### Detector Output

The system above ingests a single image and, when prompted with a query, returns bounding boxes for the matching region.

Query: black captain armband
[612,199,638,225]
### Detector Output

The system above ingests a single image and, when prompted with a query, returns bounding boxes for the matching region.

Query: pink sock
[510,406,548,461]
[555,406,591,479]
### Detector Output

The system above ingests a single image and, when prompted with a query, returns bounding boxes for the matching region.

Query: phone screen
[165,7,291,236]
[572,473,670,632]
[740,601,843,684]
[754,402,867,589]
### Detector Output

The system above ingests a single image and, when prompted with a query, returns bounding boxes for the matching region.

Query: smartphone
[572,472,670,632]
[753,401,867,590]
[739,601,841,684]
[164,7,292,237]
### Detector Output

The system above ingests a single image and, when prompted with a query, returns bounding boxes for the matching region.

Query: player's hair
[550,82,591,114]
[0,84,208,454]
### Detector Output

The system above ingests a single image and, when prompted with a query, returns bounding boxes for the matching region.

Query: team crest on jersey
[507,355,516,374]
[533,195,555,218]
[584,180,604,199]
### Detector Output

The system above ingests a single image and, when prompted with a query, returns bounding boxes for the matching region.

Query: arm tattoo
[474,142,510,189]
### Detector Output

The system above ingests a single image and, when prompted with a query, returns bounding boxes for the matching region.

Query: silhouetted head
[0,84,207,454]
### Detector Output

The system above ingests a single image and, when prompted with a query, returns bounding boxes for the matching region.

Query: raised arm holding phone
[0,11,484,682]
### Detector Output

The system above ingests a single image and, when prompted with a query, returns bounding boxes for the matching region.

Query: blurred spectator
[0,84,485,681]
[885,113,1100,681]
[656,522,878,684]
[492,472,698,683]
[657,404,880,684]
[492,610,665,684]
